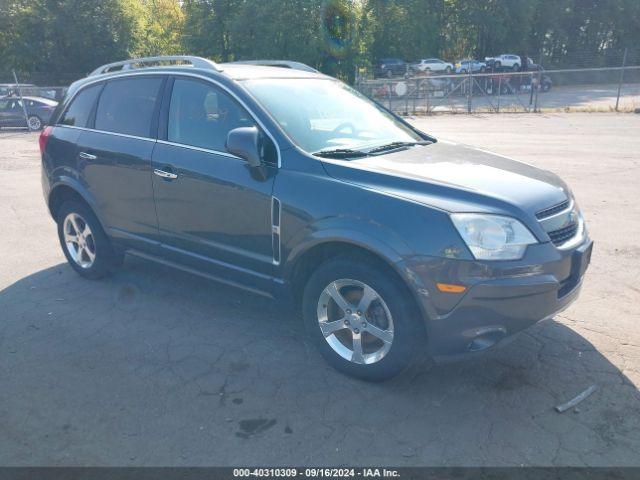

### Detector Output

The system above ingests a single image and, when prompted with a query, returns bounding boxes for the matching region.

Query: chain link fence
[355,48,640,115]
[3,56,640,134]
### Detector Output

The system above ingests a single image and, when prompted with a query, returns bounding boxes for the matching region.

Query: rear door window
[95,77,163,137]
[59,84,102,127]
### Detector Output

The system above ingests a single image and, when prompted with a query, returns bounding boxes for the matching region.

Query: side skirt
[126,249,275,299]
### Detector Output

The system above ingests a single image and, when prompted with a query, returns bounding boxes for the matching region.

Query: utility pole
[615,48,628,112]
[467,65,472,113]
[12,70,31,131]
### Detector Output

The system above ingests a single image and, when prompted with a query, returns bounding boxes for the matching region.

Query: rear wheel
[302,255,426,381]
[57,200,123,279]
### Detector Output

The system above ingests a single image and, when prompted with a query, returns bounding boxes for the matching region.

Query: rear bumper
[397,236,593,360]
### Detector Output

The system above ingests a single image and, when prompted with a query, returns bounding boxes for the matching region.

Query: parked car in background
[373,58,407,78]
[411,58,453,74]
[455,59,486,74]
[485,54,521,71]
[0,96,58,130]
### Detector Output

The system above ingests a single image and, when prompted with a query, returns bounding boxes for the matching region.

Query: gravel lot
[1,113,639,466]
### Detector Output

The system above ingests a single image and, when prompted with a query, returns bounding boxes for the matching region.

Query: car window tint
[95,78,162,137]
[168,78,255,152]
[60,84,102,127]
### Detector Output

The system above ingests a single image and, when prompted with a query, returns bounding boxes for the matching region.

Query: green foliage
[0,0,638,84]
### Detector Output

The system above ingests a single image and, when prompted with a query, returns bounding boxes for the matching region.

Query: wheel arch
[285,237,425,327]
[48,179,104,228]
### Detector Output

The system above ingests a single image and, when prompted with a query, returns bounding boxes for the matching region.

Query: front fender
[283,215,413,284]
[282,216,438,332]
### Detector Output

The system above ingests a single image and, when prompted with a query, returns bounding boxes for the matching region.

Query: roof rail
[227,60,319,73]
[88,56,222,77]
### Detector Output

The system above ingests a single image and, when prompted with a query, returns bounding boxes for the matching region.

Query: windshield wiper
[312,148,370,159]
[366,140,432,154]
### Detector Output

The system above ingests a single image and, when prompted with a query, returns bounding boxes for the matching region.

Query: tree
[2,0,639,85]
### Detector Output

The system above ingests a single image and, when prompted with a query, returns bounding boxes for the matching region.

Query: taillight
[39,126,53,155]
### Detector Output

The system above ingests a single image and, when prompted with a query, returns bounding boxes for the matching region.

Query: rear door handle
[154,168,178,180]
[78,151,97,160]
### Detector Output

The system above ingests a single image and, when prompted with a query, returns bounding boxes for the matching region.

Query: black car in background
[0,96,58,130]
[373,58,407,78]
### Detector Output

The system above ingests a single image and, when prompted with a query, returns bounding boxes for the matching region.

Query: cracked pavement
[1,113,639,466]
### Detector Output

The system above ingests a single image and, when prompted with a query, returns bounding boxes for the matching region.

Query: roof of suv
[218,63,326,80]
[65,56,329,101]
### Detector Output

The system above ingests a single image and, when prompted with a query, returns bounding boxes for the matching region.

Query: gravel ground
[0,113,639,466]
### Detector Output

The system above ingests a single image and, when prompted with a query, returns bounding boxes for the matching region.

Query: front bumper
[397,236,593,360]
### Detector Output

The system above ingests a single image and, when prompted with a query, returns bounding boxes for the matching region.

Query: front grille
[536,200,570,219]
[548,222,579,246]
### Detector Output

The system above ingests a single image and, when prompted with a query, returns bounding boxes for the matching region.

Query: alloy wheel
[317,279,394,365]
[63,213,96,269]
[28,116,41,130]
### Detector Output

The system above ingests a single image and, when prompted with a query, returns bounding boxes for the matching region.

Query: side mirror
[226,126,262,168]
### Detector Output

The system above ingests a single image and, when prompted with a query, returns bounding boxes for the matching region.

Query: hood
[321,140,570,216]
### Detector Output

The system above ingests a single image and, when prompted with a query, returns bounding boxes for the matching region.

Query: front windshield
[242,78,424,154]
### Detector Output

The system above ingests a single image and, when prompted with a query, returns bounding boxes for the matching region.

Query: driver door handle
[154,168,178,180]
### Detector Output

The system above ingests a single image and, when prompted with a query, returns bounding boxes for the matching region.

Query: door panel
[79,76,164,250]
[151,143,276,283]
[78,130,159,248]
[151,76,277,288]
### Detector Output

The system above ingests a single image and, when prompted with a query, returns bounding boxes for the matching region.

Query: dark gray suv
[39,56,592,381]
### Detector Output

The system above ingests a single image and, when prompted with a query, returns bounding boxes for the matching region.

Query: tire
[27,115,42,131]
[56,200,123,279]
[513,63,520,71]
[445,66,452,74]
[302,254,426,381]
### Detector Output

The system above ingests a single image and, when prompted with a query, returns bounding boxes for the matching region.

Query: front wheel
[57,200,123,279]
[302,255,426,381]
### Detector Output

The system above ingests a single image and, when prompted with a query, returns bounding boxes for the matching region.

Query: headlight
[451,214,538,260]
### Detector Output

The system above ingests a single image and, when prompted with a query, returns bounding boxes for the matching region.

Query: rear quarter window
[94,77,163,137]
[59,84,102,127]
